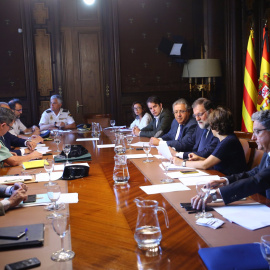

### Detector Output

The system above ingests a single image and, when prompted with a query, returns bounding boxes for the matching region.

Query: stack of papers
[196,217,224,229]
[213,203,270,230]
[0,175,32,184]
[76,138,99,141]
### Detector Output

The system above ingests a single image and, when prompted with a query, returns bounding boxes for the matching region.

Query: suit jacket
[1,132,26,156]
[162,117,197,151]
[221,153,270,204]
[0,185,7,216]
[140,108,173,138]
[183,126,219,159]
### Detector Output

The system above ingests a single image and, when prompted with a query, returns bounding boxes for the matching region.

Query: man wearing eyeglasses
[150,99,197,149]
[0,107,42,167]
[132,96,173,138]
[8,99,40,136]
[168,98,219,159]
[191,109,270,209]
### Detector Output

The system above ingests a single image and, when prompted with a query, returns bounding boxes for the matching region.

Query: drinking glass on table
[51,214,75,262]
[260,235,270,269]
[195,180,213,219]
[54,134,61,153]
[63,144,71,164]
[45,184,65,219]
[110,120,116,132]
[160,159,174,183]
[126,135,134,150]
[44,160,57,186]
[143,143,153,163]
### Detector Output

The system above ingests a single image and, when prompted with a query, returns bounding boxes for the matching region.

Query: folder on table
[0,223,44,251]
[22,160,48,170]
[198,243,268,270]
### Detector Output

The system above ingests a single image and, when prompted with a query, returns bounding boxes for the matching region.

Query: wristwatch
[210,190,217,201]
[182,160,187,167]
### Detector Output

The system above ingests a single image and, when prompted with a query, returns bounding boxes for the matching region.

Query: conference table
[0,129,270,270]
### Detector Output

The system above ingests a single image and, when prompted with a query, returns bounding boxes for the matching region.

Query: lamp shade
[182,59,221,78]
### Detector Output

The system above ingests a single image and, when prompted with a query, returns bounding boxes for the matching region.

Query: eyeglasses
[193,111,207,118]
[174,110,187,114]
[14,109,22,112]
[134,107,142,110]
[253,128,268,136]
[6,123,13,130]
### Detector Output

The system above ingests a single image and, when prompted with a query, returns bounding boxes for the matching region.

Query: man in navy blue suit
[169,98,219,158]
[150,99,197,151]
[191,109,270,208]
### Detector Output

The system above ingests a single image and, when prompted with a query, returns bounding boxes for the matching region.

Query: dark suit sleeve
[161,120,177,141]
[183,136,219,159]
[140,109,173,138]
[167,120,197,151]
[220,167,270,204]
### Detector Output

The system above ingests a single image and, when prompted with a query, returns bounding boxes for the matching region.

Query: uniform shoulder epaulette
[46,109,52,113]
[62,109,68,112]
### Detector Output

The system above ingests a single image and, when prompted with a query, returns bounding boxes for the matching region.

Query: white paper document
[130,142,155,147]
[35,171,63,182]
[179,175,220,186]
[76,138,99,141]
[97,144,115,148]
[140,183,190,194]
[213,203,270,230]
[126,154,153,159]
[0,175,32,184]
[159,162,195,171]
[156,143,172,160]
[22,193,79,207]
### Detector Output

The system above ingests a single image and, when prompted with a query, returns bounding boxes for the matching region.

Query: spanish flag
[257,24,270,110]
[241,29,258,132]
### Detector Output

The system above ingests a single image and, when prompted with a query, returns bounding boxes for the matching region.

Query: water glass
[110,120,116,132]
[54,135,61,153]
[126,135,134,150]
[195,180,213,218]
[63,144,71,164]
[160,160,174,183]
[51,214,75,262]
[44,160,57,186]
[260,235,270,269]
[143,143,153,163]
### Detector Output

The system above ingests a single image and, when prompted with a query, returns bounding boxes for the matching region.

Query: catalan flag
[257,24,270,110]
[241,29,258,132]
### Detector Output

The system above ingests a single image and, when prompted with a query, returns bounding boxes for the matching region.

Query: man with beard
[8,99,40,136]
[169,98,219,159]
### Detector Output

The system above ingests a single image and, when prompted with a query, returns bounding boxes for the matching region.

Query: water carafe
[134,197,169,250]
[113,155,130,185]
[114,132,126,155]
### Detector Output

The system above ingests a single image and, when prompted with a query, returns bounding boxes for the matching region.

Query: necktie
[198,129,208,152]
[177,125,183,140]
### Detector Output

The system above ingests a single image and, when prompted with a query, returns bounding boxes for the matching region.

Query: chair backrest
[239,138,251,165]
[83,113,112,128]
[234,131,253,140]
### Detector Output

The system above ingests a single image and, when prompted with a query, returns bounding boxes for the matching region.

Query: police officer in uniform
[39,95,76,130]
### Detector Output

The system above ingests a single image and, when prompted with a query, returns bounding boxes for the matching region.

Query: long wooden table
[0,130,270,269]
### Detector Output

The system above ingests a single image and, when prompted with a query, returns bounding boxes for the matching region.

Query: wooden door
[60,0,108,124]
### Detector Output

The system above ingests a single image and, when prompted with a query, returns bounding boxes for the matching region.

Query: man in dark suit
[191,109,270,209]
[0,102,40,155]
[169,98,219,158]
[132,96,173,138]
[150,98,197,150]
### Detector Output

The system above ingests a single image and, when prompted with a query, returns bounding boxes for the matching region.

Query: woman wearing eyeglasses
[129,101,152,130]
[172,106,247,175]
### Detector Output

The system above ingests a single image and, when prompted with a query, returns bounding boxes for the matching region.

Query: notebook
[198,243,269,270]
[0,223,44,251]
[22,160,48,170]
